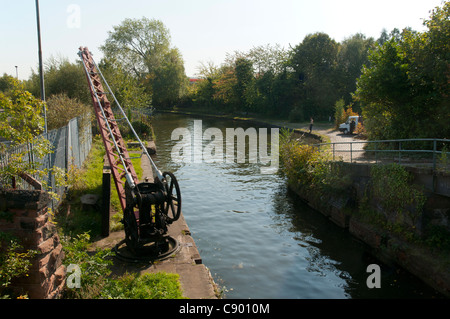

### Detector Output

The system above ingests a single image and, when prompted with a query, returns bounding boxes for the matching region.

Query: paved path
[269,120,368,162]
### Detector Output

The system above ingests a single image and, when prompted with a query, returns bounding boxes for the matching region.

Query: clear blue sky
[0,0,444,80]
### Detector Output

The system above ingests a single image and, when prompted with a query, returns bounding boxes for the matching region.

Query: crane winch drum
[78,47,181,258]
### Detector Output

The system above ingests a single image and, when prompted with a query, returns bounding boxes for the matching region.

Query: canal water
[151,112,442,299]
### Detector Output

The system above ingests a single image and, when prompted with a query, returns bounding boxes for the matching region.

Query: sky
[0,0,445,80]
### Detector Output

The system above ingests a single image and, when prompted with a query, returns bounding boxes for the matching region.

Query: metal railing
[314,138,450,173]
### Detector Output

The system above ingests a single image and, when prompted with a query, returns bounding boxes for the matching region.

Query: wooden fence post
[102,155,111,237]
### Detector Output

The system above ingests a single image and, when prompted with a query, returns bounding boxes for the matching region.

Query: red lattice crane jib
[78,47,137,211]
[78,47,181,257]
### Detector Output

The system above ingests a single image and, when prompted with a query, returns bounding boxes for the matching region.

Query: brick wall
[0,189,66,299]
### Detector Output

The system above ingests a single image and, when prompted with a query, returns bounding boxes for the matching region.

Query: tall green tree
[152,48,188,108]
[234,57,254,112]
[356,1,450,140]
[290,32,340,120]
[212,66,238,111]
[99,57,151,110]
[337,33,375,110]
[0,74,16,92]
[248,44,289,75]
[246,44,293,116]
[101,17,187,108]
[101,18,171,77]
[192,61,222,110]
[26,56,90,105]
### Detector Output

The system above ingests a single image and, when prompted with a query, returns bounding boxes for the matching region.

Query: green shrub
[370,163,426,217]
[61,232,185,299]
[0,233,37,298]
[280,131,336,193]
[425,225,450,251]
[288,107,304,122]
[61,233,113,299]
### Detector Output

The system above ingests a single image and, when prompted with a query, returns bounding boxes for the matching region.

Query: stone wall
[0,189,66,299]
[287,162,450,297]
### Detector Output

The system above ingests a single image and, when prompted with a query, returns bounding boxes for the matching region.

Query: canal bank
[156,109,449,297]
[149,112,445,298]
[92,140,219,299]
[154,109,328,143]
[285,160,450,297]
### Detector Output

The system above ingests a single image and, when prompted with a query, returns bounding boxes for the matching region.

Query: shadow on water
[271,185,444,298]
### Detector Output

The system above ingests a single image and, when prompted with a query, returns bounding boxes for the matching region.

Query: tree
[248,44,289,75]
[193,61,222,110]
[99,57,151,111]
[377,28,390,46]
[336,33,375,110]
[25,56,90,105]
[356,1,450,140]
[212,66,238,111]
[152,48,188,108]
[0,79,51,188]
[246,44,293,116]
[234,57,254,111]
[101,17,171,77]
[0,74,16,92]
[290,33,340,120]
[101,17,186,108]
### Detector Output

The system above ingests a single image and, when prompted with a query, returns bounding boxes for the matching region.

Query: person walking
[309,117,314,133]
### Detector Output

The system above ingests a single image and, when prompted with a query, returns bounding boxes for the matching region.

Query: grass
[57,133,184,299]
[61,233,185,299]
[59,135,143,236]
[79,135,143,212]
[102,272,185,299]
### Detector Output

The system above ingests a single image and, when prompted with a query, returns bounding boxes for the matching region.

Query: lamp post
[35,0,47,133]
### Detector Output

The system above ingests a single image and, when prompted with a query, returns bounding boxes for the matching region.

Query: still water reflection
[151,113,442,299]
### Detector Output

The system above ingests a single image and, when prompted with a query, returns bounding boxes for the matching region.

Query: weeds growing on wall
[0,233,37,298]
[370,164,426,226]
[279,128,350,196]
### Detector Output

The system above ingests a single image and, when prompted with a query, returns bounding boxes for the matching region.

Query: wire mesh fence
[0,113,92,205]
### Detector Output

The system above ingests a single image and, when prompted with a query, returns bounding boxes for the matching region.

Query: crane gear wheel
[163,171,182,223]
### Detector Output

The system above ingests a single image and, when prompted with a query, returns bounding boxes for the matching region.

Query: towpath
[267,119,367,162]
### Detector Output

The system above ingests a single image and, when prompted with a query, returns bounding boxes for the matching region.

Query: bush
[130,120,152,139]
[0,78,51,189]
[46,93,92,131]
[371,164,426,215]
[288,107,304,122]
[334,99,358,129]
[280,129,351,198]
[61,232,185,299]
[61,233,113,299]
[280,131,329,188]
[370,163,426,233]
